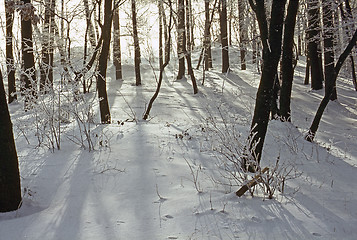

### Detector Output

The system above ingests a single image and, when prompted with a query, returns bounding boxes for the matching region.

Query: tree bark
[238,0,248,70]
[220,0,229,73]
[97,0,112,124]
[322,0,337,100]
[113,6,123,80]
[40,0,55,93]
[307,0,324,90]
[5,1,16,103]
[177,0,186,80]
[306,27,357,142]
[280,0,299,122]
[0,69,22,212]
[246,0,287,169]
[21,0,37,108]
[132,0,141,85]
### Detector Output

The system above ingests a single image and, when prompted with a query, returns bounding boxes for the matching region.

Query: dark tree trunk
[246,0,287,168]
[238,0,247,70]
[132,0,141,86]
[204,0,212,70]
[177,0,186,80]
[220,0,229,73]
[159,0,164,69]
[40,0,55,93]
[304,55,310,85]
[143,6,173,120]
[113,6,123,80]
[185,0,191,54]
[5,0,16,103]
[0,69,22,212]
[322,0,337,100]
[307,0,324,90]
[97,0,112,124]
[163,0,171,64]
[306,27,357,142]
[21,0,37,108]
[340,0,357,91]
[280,0,299,122]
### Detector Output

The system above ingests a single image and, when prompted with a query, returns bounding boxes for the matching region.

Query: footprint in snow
[312,233,322,237]
[251,216,262,223]
[165,214,174,219]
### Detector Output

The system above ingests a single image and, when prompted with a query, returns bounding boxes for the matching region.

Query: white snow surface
[1,45,357,240]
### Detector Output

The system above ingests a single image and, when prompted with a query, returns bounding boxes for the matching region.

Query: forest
[0,0,357,239]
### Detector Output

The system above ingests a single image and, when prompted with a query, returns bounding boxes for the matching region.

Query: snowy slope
[0,44,357,240]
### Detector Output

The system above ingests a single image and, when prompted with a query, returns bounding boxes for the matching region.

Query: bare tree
[132,0,141,86]
[245,0,287,170]
[5,0,16,103]
[280,0,299,122]
[306,27,357,142]
[0,69,22,212]
[97,0,113,124]
[113,4,123,80]
[220,0,229,73]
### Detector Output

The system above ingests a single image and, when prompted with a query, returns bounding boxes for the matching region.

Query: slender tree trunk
[238,0,248,70]
[143,7,173,120]
[322,0,337,100]
[220,0,229,73]
[163,0,171,63]
[340,0,357,91]
[159,0,164,69]
[5,0,16,103]
[306,27,357,142]
[40,0,54,93]
[246,0,287,169]
[185,0,191,53]
[21,0,37,108]
[0,69,22,212]
[113,6,123,80]
[280,0,299,122]
[177,0,186,80]
[307,0,323,90]
[132,0,141,85]
[97,0,112,124]
[84,0,97,48]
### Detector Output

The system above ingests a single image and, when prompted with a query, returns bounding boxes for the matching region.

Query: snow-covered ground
[0,44,356,240]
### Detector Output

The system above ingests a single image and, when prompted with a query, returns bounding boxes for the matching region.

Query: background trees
[1,0,357,210]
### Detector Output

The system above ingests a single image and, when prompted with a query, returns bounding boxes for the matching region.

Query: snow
[1,2,357,239]
[0,46,356,239]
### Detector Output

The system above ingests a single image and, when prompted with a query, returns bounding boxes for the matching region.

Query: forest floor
[1,47,357,240]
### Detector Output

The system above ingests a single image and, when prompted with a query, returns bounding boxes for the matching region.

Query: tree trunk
[238,0,248,70]
[132,0,141,85]
[40,0,55,93]
[113,6,123,80]
[21,0,37,108]
[280,0,299,122]
[220,0,229,73]
[307,0,324,90]
[246,0,287,169]
[306,27,357,142]
[0,69,22,212]
[322,0,337,100]
[177,0,186,80]
[5,0,16,103]
[340,0,357,91]
[84,0,97,48]
[159,0,164,69]
[143,6,173,120]
[97,0,112,124]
